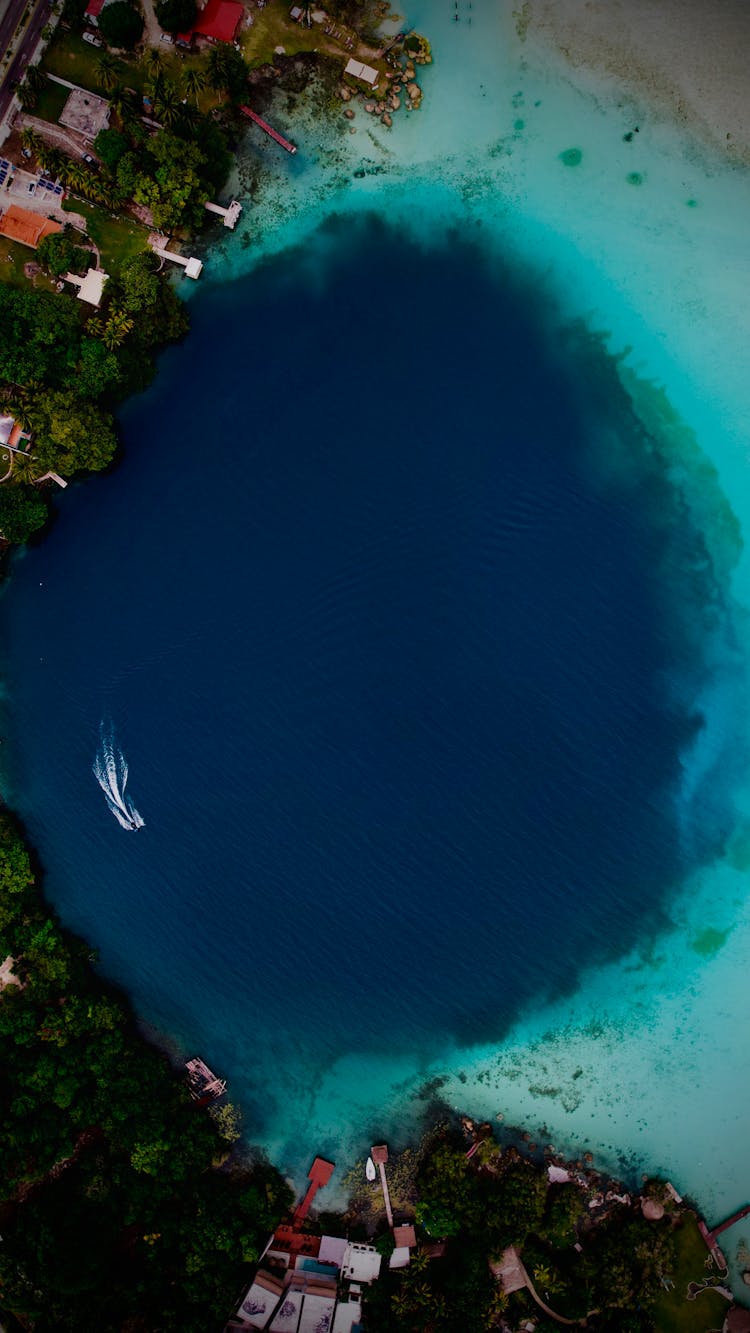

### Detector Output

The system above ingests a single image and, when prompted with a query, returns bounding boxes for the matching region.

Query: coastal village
[0,0,431,506]
[187,1057,750,1333]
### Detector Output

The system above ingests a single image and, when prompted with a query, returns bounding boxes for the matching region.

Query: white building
[340,1242,381,1284]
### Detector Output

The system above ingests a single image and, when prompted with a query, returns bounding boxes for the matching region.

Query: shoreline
[2,0,750,1319]
[522,0,750,163]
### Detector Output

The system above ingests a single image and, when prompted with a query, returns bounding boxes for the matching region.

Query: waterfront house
[344,57,379,88]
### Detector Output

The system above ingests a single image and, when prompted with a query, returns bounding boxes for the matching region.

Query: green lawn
[42,31,226,112]
[41,30,123,93]
[239,9,332,68]
[63,198,147,274]
[33,78,70,125]
[653,1213,730,1333]
[0,237,56,290]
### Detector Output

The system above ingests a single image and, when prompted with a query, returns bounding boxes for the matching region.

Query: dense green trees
[37,228,91,279]
[155,0,196,33]
[0,813,292,1330]
[133,128,211,229]
[30,390,118,476]
[93,126,129,171]
[0,246,190,513]
[98,0,144,49]
[0,484,49,542]
[0,287,82,388]
[206,43,248,99]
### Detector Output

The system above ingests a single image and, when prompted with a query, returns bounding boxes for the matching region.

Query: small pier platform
[371,1144,394,1228]
[204,199,242,229]
[185,1056,226,1104]
[292,1155,335,1226]
[699,1202,750,1273]
[149,235,203,278]
[240,105,297,154]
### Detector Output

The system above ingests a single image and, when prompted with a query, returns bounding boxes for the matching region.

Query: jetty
[292,1155,335,1226]
[185,1057,226,1104]
[149,239,203,279]
[240,105,297,155]
[204,199,242,229]
[371,1144,394,1228]
[700,1203,750,1270]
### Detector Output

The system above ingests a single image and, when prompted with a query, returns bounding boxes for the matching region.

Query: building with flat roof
[344,57,378,87]
[317,1235,347,1269]
[340,1242,381,1285]
[64,267,109,306]
[59,87,110,140]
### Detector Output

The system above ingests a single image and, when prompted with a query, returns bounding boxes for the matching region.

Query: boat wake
[93,722,144,831]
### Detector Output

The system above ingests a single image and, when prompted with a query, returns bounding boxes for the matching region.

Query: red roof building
[0,205,62,249]
[85,0,106,19]
[191,0,243,42]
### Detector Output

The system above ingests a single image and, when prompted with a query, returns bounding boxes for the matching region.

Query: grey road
[0,0,52,127]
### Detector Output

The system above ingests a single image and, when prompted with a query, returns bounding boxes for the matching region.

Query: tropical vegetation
[0,812,292,1330]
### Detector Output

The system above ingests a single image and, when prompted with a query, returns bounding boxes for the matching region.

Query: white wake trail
[93,722,145,830]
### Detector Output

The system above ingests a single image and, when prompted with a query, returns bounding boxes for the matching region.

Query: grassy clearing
[239,10,329,68]
[34,78,70,124]
[0,237,55,291]
[653,1213,729,1333]
[62,198,147,273]
[41,30,126,93]
[41,32,225,112]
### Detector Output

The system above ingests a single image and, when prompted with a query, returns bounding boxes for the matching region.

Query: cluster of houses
[227,1149,417,1333]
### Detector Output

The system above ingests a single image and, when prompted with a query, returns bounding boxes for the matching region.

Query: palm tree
[37,144,64,178]
[103,309,134,349]
[8,450,42,484]
[26,64,47,95]
[21,127,44,160]
[155,80,181,127]
[206,44,229,91]
[142,47,163,79]
[145,68,164,103]
[62,162,89,195]
[96,52,120,91]
[86,315,106,340]
[181,64,205,104]
[177,100,199,130]
[109,82,138,120]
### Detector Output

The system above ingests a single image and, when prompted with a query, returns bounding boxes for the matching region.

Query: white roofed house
[340,1241,381,1284]
[344,58,379,88]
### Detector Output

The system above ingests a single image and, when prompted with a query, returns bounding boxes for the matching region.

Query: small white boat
[366,1156,376,1182]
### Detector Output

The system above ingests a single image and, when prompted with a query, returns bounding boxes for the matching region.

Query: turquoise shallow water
[3,0,750,1273]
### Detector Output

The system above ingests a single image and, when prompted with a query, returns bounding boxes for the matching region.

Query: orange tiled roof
[0,204,63,250]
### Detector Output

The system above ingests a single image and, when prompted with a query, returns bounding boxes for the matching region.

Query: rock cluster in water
[338,32,431,130]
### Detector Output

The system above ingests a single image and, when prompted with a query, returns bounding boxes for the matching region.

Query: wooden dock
[240,105,297,155]
[700,1202,750,1263]
[371,1144,393,1228]
[292,1156,335,1227]
[185,1057,226,1104]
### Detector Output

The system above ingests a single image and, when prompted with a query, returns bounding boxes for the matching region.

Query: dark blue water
[0,221,715,1162]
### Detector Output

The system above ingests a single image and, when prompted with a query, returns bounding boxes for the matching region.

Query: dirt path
[140,0,163,49]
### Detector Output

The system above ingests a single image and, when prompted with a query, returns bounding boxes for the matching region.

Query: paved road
[0,0,28,66]
[0,0,52,127]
